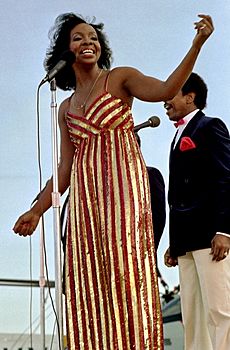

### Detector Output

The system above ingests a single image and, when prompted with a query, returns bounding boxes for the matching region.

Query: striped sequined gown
[64,89,163,350]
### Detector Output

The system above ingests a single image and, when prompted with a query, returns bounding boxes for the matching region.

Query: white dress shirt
[174,108,199,147]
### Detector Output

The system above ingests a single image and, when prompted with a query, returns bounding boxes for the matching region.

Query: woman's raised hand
[193,14,214,49]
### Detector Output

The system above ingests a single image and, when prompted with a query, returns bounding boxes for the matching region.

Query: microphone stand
[39,217,46,350]
[50,78,64,350]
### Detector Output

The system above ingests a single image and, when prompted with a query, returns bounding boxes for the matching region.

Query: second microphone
[134,116,160,132]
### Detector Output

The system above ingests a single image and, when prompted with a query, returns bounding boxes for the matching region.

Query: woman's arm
[123,14,214,102]
[13,99,75,236]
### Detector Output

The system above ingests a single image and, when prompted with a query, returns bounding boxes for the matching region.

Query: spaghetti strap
[65,93,74,115]
[104,70,111,92]
[69,93,74,104]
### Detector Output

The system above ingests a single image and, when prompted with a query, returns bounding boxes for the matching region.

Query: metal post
[50,78,64,350]
[39,217,46,350]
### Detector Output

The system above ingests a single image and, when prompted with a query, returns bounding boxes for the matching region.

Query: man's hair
[182,72,208,110]
[43,13,113,90]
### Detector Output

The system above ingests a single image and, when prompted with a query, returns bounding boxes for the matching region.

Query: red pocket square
[179,137,196,151]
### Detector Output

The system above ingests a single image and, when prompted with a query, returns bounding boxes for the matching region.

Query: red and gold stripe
[64,92,163,349]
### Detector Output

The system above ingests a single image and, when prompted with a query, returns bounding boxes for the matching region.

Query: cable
[49,320,57,350]
[36,83,62,350]
[29,237,33,349]
[12,82,63,350]
[42,217,62,350]
[9,301,52,349]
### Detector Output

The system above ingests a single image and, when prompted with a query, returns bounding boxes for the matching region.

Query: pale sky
[1,0,230,336]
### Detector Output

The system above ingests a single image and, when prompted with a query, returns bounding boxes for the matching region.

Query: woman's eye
[73,36,81,41]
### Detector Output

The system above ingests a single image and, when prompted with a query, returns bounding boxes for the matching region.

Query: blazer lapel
[182,110,205,137]
[174,111,205,148]
[169,130,178,165]
[169,110,205,165]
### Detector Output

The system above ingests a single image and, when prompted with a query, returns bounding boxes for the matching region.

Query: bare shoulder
[109,66,146,90]
[59,96,71,113]
[110,66,142,81]
[58,96,72,123]
[107,66,142,103]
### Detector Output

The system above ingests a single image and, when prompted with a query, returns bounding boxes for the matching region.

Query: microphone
[40,50,76,85]
[134,116,160,132]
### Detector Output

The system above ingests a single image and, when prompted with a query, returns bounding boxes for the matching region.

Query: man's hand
[164,247,178,267]
[210,234,230,261]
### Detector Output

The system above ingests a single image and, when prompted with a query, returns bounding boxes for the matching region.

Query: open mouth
[81,49,94,55]
[164,102,172,111]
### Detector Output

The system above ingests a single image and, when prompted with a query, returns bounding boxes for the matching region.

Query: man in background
[135,132,166,251]
[164,72,230,350]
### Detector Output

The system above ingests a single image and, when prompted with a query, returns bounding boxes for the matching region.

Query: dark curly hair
[182,72,208,110]
[44,13,113,90]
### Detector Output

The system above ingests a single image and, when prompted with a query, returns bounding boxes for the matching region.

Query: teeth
[164,103,172,110]
[82,49,93,54]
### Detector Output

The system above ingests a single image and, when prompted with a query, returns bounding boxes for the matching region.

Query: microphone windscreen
[149,116,160,127]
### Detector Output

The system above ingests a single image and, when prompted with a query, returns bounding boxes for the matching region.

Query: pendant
[75,104,85,110]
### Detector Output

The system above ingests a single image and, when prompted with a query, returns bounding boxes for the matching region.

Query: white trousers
[178,249,230,350]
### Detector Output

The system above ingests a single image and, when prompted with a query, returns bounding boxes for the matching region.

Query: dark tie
[174,118,185,128]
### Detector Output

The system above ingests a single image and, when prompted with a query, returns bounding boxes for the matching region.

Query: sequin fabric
[64,91,163,349]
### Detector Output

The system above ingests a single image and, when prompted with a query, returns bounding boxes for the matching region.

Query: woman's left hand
[193,14,214,49]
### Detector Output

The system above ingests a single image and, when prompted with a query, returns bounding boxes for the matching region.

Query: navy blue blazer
[147,166,166,250]
[168,110,230,258]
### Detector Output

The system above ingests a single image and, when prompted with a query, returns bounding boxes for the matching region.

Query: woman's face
[69,23,101,66]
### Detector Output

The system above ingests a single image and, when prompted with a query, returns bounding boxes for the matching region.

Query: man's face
[164,90,190,122]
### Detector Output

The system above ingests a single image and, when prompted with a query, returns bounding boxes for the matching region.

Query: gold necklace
[74,69,103,112]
